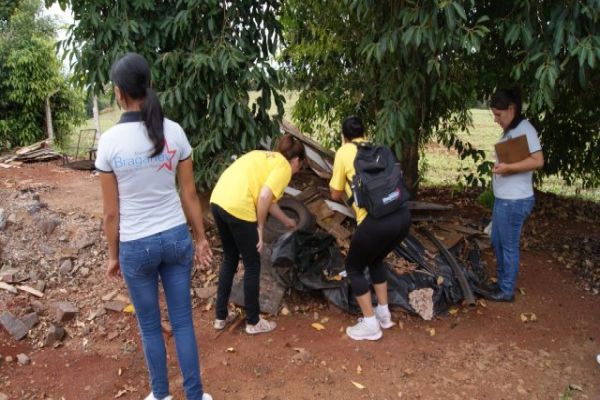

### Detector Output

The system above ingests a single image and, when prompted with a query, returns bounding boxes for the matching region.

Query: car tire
[263,197,315,244]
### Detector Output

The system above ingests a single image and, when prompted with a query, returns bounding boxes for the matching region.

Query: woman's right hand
[284,217,297,231]
[195,237,213,267]
[256,227,264,253]
[106,258,121,278]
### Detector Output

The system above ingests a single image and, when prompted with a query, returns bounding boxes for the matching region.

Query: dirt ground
[0,162,599,400]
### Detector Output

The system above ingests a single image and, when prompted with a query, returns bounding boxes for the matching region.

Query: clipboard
[494,134,530,164]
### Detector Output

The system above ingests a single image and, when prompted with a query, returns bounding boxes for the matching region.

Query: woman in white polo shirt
[487,88,544,302]
[95,53,213,400]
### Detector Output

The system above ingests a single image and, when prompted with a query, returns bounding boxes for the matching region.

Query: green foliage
[283,0,600,192]
[476,188,495,209]
[282,0,489,193]
[49,0,285,190]
[0,0,85,151]
[472,1,600,188]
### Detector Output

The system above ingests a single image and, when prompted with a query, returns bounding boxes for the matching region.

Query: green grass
[75,98,599,202]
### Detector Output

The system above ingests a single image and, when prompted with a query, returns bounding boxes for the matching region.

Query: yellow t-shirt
[329,138,368,225]
[210,150,292,222]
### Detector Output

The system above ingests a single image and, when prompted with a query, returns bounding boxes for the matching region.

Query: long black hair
[110,53,165,157]
[490,87,525,132]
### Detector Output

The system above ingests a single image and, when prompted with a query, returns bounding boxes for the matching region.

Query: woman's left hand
[195,238,213,268]
[493,162,512,176]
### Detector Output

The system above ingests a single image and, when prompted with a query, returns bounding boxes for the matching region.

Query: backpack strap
[345,141,372,206]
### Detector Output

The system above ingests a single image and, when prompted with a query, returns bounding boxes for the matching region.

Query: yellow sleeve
[264,163,292,200]
[329,149,347,191]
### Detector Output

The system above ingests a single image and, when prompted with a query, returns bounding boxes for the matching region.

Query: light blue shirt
[493,119,542,200]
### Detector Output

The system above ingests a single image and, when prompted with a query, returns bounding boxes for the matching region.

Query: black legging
[211,204,261,325]
[346,206,411,296]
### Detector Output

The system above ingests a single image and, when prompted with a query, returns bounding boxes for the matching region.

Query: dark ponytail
[141,87,164,157]
[110,53,164,157]
[276,134,305,161]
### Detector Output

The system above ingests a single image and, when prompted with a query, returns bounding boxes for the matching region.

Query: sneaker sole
[346,328,383,341]
[245,322,277,335]
[379,321,395,329]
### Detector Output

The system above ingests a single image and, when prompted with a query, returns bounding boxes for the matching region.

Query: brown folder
[494,134,530,164]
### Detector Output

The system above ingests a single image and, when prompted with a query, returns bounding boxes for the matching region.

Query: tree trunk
[401,131,420,199]
[45,96,54,142]
[93,95,101,145]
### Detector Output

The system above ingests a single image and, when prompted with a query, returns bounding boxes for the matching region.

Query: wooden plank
[296,187,319,203]
[16,285,44,298]
[0,282,17,294]
[306,199,334,221]
[280,120,335,159]
[317,218,352,241]
[331,212,346,225]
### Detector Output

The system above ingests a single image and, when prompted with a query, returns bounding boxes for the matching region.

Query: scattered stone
[7,213,17,224]
[21,312,39,330]
[291,348,312,364]
[87,307,106,321]
[35,280,46,293]
[408,288,434,321]
[44,324,66,347]
[53,301,78,322]
[58,235,68,242]
[101,289,119,301]
[30,300,46,314]
[39,217,60,235]
[0,311,28,340]
[195,285,218,299]
[16,353,30,365]
[107,331,119,341]
[28,271,40,281]
[0,269,16,282]
[76,236,95,250]
[5,356,13,364]
[104,300,127,312]
[59,259,73,275]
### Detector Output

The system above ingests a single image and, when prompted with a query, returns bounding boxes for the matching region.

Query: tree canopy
[283,0,600,190]
[49,0,285,189]
[0,0,84,151]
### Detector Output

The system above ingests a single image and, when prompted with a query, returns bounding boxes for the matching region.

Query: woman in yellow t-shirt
[210,134,305,334]
[330,116,411,341]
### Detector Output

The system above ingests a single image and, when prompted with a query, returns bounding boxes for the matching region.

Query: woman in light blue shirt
[487,88,544,302]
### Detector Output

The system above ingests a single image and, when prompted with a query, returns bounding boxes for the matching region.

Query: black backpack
[350,142,409,218]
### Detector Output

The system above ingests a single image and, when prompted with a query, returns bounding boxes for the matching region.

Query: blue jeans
[119,223,205,400]
[491,197,534,295]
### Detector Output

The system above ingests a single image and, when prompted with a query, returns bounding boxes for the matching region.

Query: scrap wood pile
[0,140,61,167]
[226,121,495,320]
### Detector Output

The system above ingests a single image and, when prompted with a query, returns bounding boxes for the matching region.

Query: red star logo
[157,140,177,171]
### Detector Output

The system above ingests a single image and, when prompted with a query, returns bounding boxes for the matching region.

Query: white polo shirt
[95,112,192,241]
[493,119,542,200]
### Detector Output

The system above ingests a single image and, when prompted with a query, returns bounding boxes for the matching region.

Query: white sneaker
[213,312,237,330]
[346,318,382,341]
[203,393,213,400]
[245,317,277,334]
[145,394,172,400]
[213,318,227,330]
[375,309,395,329]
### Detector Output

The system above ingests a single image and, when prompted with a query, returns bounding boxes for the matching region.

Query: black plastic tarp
[271,229,489,316]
